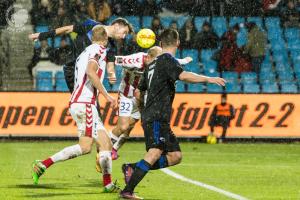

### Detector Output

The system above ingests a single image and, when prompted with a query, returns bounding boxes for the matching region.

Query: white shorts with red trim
[118,93,140,119]
[69,103,105,139]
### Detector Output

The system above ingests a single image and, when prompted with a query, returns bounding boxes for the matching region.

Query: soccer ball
[207,135,217,144]
[136,28,156,49]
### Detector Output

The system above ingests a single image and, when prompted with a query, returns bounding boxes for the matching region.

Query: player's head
[111,18,134,39]
[159,28,180,49]
[221,93,227,104]
[91,25,108,46]
[145,46,162,64]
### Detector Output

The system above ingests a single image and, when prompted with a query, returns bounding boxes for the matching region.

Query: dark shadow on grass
[5,184,68,190]
[23,192,100,198]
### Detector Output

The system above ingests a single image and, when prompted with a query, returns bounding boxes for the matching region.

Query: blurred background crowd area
[0,0,299,93]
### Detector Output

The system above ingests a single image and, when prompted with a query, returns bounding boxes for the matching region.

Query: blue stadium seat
[207,84,223,93]
[247,17,263,29]
[259,72,276,84]
[267,28,282,40]
[111,82,120,92]
[160,16,173,28]
[260,62,272,73]
[294,62,300,73]
[287,39,300,51]
[204,71,220,77]
[241,72,257,84]
[176,81,186,92]
[115,66,123,80]
[194,17,210,32]
[222,72,238,83]
[262,83,279,93]
[55,71,68,91]
[203,60,217,72]
[284,28,300,41]
[187,83,204,93]
[177,16,189,29]
[176,49,181,59]
[142,16,153,28]
[35,25,49,33]
[125,16,140,32]
[237,27,247,47]
[281,83,298,93]
[229,17,244,27]
[182,49,199,63]
[103,77,112,91]
[243,83,260,93]
[200,49,216,62]
[278,71,294,84]
[185,65,201,74]
[265,17,280,30]
[225,83,241,93]
[36,71,53,91]
[211,17,227,37]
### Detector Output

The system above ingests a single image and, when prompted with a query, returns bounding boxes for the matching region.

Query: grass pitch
[0,141,300,200]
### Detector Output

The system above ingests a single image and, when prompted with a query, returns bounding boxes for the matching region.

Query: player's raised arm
[176,56,193,65]
[179,71,226,86]
[28,25,74,41]
[115,52,146,69]
[86,60,116,108]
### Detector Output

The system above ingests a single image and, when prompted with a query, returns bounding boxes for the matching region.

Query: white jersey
[70,43,107,105]
[115,52,191,98]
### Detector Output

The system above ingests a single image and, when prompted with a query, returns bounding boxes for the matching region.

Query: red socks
[42,158,54,168]
[103,174,112,186]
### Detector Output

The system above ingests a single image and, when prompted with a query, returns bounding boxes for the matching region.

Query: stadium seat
[222,72,238,83]
[204,71,220,77]
[176,49,181,59]
[278,71,294,84]
[177,16,189,29]
[182,49,199,63]
[142,16,153,28]
[203,60,217,72]
[207,84,223,93]
[211,17,227,37]
[35,25,49,33]
[187,83,204,93]
[243,83,260,93]
[262,83,279,93]
[284,28,300,41]
[103,77,112,92]
[241,72,257,84]
[247,17,263,29]
[125,16,140,32]
[229,17,244,27]
[281,83,298,93]
[194,17,210,32]
[237,27,247,47]
[160,16,174,28]
[200,49,216,62]
[185,65,201,74]
[176,81,186,92]
[265,17,280,30]
[260,62,272,73]
[259,72,276,84]
[55,71,68,92]
[225,83,241,93]
[115,65,123,80]
[36,71,53,91]
[267,28,282,40]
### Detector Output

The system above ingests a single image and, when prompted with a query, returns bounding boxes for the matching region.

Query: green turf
[0,141,300,200]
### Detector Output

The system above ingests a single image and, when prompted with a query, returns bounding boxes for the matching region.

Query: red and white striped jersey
[115,52,191,97]
[115,52,147,97]
[70,43,107,105]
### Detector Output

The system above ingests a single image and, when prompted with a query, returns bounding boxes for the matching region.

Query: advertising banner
[0,92,299,137]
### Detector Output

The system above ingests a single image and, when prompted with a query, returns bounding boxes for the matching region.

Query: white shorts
[69,103,105,139]
[118,93,141,119]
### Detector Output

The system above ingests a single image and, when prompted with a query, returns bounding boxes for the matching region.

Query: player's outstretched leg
[96,129,121,193]
[31,137,92,185]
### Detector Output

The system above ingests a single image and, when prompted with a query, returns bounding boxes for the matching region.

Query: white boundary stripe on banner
[161,168,249,200]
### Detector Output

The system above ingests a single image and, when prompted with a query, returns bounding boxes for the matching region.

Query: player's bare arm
[106,62,117,84]
[28,25,74,41]
[86,61,116,108]
[179,71,226,86]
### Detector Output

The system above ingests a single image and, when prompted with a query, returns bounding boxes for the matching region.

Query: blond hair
[147,46,162,59]
[91,25,108,42]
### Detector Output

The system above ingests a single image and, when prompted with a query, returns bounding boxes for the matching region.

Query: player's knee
[80,143,92,154]
[173,151,182,164]
[120,123,130,132]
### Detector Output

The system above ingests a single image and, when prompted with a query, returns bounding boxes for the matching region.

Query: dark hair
[160,28,179,47]
[111,17,134,34]
[245,22,256,30]
[221,93,227,99]
[232,23,240,31]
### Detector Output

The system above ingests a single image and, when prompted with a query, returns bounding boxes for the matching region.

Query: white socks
[113,134,127,151]
[50,144,82,163]
[99,151,112,175]
[109,130,119,142]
